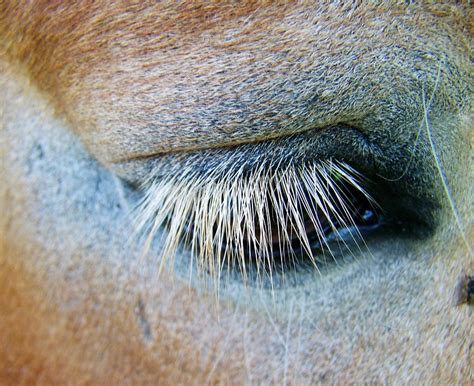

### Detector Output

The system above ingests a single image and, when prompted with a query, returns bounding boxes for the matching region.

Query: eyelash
[133,158,379,285]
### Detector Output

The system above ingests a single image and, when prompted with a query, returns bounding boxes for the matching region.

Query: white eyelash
[133,159,375,284]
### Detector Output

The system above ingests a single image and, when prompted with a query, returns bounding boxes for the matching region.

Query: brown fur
[0,1,472,384]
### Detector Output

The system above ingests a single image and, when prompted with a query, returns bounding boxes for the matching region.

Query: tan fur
[0,1,472,384]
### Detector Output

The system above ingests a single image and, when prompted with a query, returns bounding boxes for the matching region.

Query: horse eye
[216,166,380,269]
[131,125,436,285]
[133,154,396,283]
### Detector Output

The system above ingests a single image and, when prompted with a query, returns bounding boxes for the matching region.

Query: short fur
[0,1,472,384]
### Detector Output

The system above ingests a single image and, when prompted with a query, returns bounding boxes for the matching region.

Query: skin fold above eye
[1,2,471,166]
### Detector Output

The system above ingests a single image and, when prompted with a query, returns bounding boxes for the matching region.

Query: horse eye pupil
[362,209,376,223]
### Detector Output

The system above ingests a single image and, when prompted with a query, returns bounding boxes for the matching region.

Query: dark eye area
[131,125,435,285]
[223,168,380,268]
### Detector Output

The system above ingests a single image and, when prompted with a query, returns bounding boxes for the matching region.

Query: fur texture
[0,1,472,384]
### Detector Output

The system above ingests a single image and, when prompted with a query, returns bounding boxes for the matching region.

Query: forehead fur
[1,2,471,166]
[1,1,472,173]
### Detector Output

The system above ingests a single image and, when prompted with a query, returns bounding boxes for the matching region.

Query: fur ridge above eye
[133,159,378,284]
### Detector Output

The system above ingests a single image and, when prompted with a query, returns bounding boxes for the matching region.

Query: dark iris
[236,176,381,265]
[177,165,383,273]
